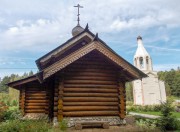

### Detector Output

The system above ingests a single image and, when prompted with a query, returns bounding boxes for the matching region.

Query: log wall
[56,52,123,117]
[19,88,25,115]
[23,82,49,114]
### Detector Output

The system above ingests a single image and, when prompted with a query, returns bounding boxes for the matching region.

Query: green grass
[134,111,180,118]
[9,106,18,110]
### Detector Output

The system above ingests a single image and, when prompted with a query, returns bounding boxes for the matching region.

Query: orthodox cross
[74,4,83,26]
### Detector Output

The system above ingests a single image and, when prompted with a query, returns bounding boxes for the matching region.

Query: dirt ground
[65,116,160,132]
[67,125,145,132]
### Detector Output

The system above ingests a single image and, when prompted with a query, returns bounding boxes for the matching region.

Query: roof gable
[43,38,147,80]
[8,25,147,88]
[36,24,94,70]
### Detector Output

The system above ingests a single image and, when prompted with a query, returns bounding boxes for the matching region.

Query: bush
[3,108,22,121]
[0,102,21,122]
[157,101,180,131]
[0,120,51,132]
[136,118,158,131]
[0,93,19,107]
[127,104,162,112]
[11,100,18,106]
[0,101,9,122]
[59,119,68,131]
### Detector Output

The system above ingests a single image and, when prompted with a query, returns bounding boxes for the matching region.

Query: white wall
[133,72,167,105]
[159,80,166,103]
[133,80,143,105]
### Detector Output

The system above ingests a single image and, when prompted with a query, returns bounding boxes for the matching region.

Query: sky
[0,0,180,78]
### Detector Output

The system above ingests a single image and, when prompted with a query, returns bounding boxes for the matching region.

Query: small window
[139,57,144,68]
[146,57,149,64]
[135,58,137,66]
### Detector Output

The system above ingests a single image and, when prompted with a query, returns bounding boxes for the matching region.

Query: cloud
[110,16,159,31]
[0,18,73,52]
[0,0,180,77]
[0,0,180,53]
[146,45,180,52]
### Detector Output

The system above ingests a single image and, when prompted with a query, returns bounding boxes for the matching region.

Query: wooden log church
[8,5,147,127]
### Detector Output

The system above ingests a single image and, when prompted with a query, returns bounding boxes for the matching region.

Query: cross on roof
[74,4,83,26]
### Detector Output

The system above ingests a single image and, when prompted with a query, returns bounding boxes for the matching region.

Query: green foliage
[0,76,11,92]
[157,101,180,131]
[0,93,18,107]
[0,101,21,122]
[136,118,158,131]
[125,82,133,101]
[3,108,22,121]
[0,71,34,92]
[127,104,162,112]
[59,119,68,131]
[158,68,180,97]
[0,101,9,122]
[0,120,51,132]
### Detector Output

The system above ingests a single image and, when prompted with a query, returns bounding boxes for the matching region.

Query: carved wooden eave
[42,40,147,80]
[36,27,94,70]
[7,75,38,89]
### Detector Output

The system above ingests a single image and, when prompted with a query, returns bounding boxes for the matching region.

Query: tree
[29,71,34,76]
[157,101,180,131]
[0,76,10,92]
[165,83,171,96]
[158,68,180,97]
[126,82,133,101]
[0,71,34,93]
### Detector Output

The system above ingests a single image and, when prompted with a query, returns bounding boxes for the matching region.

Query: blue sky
[0,0,180,78]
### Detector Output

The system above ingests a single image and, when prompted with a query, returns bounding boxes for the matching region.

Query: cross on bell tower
[74,4,83,26]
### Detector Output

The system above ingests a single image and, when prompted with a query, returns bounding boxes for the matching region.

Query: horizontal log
[65,76,116,81]
[63,97,118,102]
[26,89,41,92]
[26,100,47,103]
[25,106,45,109]
[63,106,118,111]
[63,111,119,117]
[26,97,47,100]
[26,87,42,89]
[26,103,47,106]
[54,106,58,111]
[25,110,45,113]
[26,91,46,94]
[54,97,58,101]
[63,93,118,97]
[68,65,116,71]
[54,93,58,97]
[54,88,58,92]
[72,61,112,66]
[26,93,46,96]
[64,88,118,93]
[65,72,116,78]
[64,84,117,89]
[65,68,116,74]
[62,102,118,106]
[64,80,117,85]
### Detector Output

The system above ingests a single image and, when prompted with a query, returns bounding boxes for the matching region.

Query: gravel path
[129,112,160,119]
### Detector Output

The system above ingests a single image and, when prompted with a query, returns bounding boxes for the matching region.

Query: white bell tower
[133,36,166,105]
[134,36,153,71]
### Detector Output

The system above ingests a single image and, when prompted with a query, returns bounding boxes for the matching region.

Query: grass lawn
[133,111,180,118]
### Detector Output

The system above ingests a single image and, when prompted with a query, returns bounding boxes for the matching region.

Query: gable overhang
[42,40,147,80]
[7,75,38,89]
[36,29,94,70]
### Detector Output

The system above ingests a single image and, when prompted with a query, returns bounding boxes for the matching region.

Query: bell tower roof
[134,36,153,71]
[134,36,150,58]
